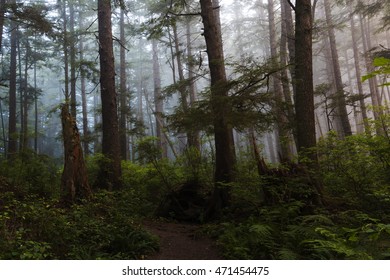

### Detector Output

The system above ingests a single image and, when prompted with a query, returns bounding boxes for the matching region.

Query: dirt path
[143,220,223,260]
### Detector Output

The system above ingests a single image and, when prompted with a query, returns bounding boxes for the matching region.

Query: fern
[299,215,335,226]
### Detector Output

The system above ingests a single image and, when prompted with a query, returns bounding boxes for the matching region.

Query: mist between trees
[0,0,390,260]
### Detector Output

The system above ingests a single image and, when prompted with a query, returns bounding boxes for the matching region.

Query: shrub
[0,190,158,259]
[317,132,390,211]
[0,151,60,198]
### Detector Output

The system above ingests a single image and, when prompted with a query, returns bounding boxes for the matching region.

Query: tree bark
[279,0,295,126]
[281,0,296,99]
[152,39,168,158]
[359,14,382,123]
[62,0,69,100]
[268,0,293,162]
[200,0,236,218]
[294,0,316,156]
[34,54,38,153]
[349,11,369,133]
[97,0,122,189]
[172,22,190,145]
[7,3,17,159]
[69,0,77,118]
[60,103,92,204]
[0,0,6,51]
[119,8,128,161]
[22,40,29,151]
[324,0,352,138]
[185,13,200,150]
[79,0,89,156]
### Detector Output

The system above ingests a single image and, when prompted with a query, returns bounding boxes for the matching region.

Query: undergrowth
[1,130,390,260]
[0,189,158,259]
[209,131,390,260]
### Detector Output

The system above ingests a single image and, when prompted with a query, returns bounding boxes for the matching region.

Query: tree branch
[286,0,296,12]
[168,11,201,17]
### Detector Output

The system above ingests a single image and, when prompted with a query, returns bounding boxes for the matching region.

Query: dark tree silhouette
[200,0,236,218]
[97,0,122,189]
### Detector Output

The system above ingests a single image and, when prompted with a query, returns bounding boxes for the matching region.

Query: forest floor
[143,220,223,260]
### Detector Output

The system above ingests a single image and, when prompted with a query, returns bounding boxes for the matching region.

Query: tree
[267,0,293,162]
[69,0,77,118]
[172,20,191,148]
[200,0,236,218]
[60,103,92,204]
[294,0,317,156]
[358,12,384,130]
[281,0,296,98]
[185,8,200,151]
[152,38,168,158]
[97,0,122,189]
[78,0,90,155]
[7,0,18,159]
[323,0,352,138]
[349,7,369,133]
[119,8,128,160]
[0,0,6,50]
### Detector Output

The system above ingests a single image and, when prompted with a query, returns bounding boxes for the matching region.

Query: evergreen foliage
[1,0,390,261]
[1,130,390,259]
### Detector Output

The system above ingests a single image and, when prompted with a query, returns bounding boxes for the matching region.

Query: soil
[143,220,223,260]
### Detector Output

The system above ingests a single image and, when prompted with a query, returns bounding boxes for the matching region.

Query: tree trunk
[172,21,199,150]
[0,0,5,154]
[294,0,316,156]
[136,39,145,128]
[34,56,38,153]
[279,0,296,139]
[152,39,168,158]
[200,0,236,219]
[359,14,382,123]
[185,13,200,150]
[350,11,369,134]
[17,32,23,152]
[97,0,122,189]
[79,0,89,156]
[119,8,128,161]
[173,22,191,146]
[323,37,344,134]
[22,40,29,151]
[0,0,5,51]
[324,0,352,138]
[69,0,77,118]
[62,0,69,100]
[294,0,324,206]
[281,0,296,99]
[268,0,293,162]
[60,103,92,204]
[7,4,17,159]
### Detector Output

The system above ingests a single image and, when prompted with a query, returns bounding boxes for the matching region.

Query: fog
[0,0,388,162]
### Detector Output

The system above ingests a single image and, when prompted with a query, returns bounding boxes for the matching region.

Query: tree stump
[60,104,92,204]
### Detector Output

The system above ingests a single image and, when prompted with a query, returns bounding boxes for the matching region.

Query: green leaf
[373,57,390,67]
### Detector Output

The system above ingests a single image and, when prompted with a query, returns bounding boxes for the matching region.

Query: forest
[0,0,389,260]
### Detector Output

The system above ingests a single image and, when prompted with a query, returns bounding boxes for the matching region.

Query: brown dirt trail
[143,220,222,260]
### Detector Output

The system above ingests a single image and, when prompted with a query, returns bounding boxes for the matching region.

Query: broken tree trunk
[61,103,92,204]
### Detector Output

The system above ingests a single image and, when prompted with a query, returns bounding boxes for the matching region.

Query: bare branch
[286,0,296,12]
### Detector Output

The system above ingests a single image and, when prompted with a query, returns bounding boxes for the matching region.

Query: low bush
[0,190,158,259]
[0,150,60,198]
